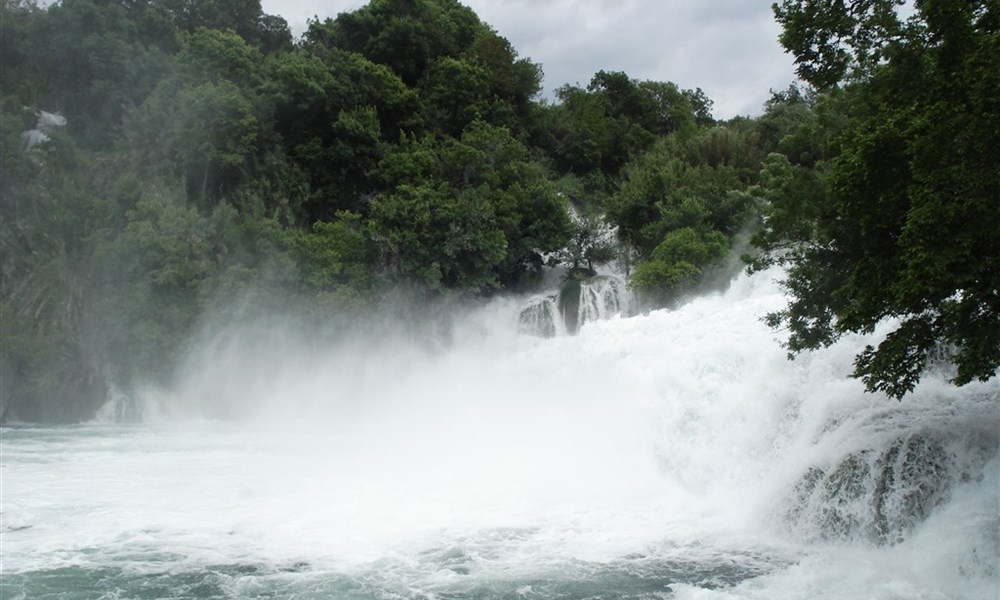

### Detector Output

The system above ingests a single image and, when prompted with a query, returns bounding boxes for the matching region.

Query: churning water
[2,268,998,599]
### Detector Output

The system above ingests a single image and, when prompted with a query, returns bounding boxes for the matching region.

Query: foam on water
[2,267,997,599]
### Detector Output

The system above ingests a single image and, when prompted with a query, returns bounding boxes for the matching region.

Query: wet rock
[787,433,954,544]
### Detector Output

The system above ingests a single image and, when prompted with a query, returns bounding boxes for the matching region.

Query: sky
[260,0,799,119]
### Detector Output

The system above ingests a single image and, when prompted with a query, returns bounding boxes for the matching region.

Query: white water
[2,268,998,599]
[519,273,637,337]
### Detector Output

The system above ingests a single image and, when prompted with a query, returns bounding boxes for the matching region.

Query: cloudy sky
[260,0,799,119]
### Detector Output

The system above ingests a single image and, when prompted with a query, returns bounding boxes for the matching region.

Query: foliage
[369,122,570,291]
[306,0,486,86]
[0,113,113,420]
[631,227,729,306]
[610,129,755,257]
[556,212,617,274]
[773,0,910,88]
[539,71,704,198]
[757,0,1000,397]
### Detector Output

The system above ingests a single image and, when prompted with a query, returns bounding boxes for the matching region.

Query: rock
[787,433,954,544]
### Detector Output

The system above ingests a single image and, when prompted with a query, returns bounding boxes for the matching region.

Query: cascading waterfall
[19,110,67,151]
[518,291,565,337]
[2,267,997,600]
[578,274,636,325]
[516,205,637,338]
[518,273,637,337]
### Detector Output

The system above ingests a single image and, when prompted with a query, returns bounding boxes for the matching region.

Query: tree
[308,0,486,86]
[548,84,611,174]
[176,26,262,85]
[610,129,754,258]
[773,0,910,88]
[0,116,112,421]
[161,0,284,48]
[682,87,715,126]
[170,79,259,200]
[419,56,490,135]
[631,227,728,307]
[1,0,176,147]
[369,122,569,291]
[756,0,1000,397]
[556,212,617,274]
[290,211,376,306]
[368,182,508,291]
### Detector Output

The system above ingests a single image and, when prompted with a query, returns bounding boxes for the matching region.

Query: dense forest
[1,0,996,421]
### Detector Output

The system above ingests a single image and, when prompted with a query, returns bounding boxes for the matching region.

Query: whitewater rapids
[1,268,997,599]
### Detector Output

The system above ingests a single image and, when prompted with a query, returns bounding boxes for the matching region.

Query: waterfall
[517,292,565,337]
[519,273,636,336]
[3,267,997,600]
[578,274,636,324]
[515,205,637,337]
[20,110,67,151]
[93,383,165,423]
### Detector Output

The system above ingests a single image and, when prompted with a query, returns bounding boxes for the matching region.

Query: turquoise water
[1,553,784,599]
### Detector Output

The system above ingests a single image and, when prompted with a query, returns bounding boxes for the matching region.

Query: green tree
[544,72,700,186]
[2,0,176,147]
[92,183,218,386]
[0,114,114,421]
[306,0,486,86]
[610,129,753,258]
[171,79,259,200]
[369,182,507,291]
[369,122,569,290]
[556,212,617,274]
[419,56,491,135]
[176,26,263,85]
[631,227,729,306]
[162,0,290,51]
[682,87,715,126]
[757,0,1000,397]
[121,27,266,202]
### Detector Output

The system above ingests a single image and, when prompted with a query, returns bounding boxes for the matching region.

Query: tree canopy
[756,0,999,397]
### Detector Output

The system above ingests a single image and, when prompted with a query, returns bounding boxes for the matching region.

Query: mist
[6,266,998,599]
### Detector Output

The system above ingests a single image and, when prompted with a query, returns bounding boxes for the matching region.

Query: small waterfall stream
[518,274,637,337]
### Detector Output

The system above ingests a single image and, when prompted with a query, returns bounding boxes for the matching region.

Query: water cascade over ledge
[518,273,637,336]
[2,267,997,600]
